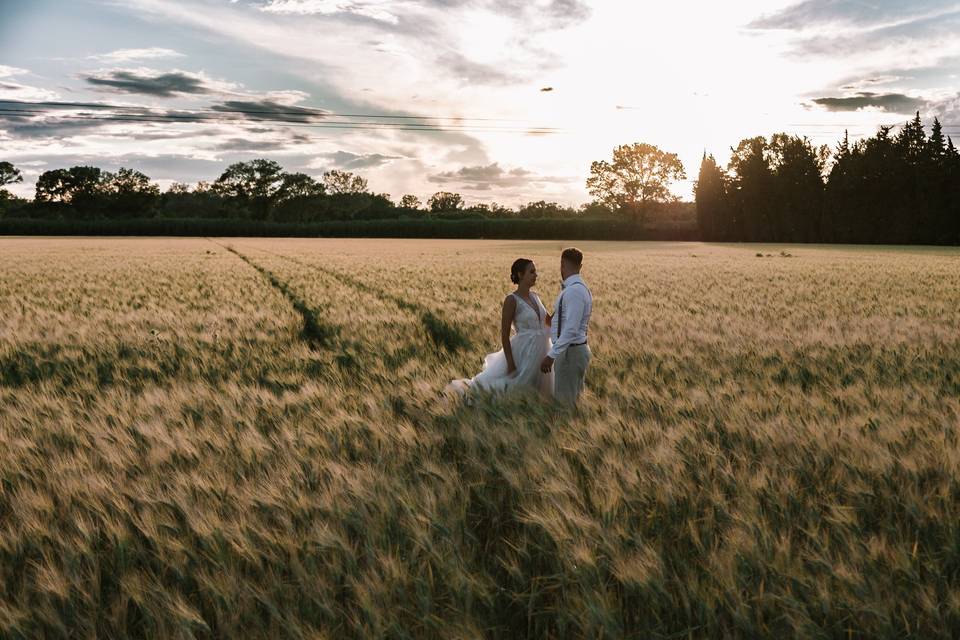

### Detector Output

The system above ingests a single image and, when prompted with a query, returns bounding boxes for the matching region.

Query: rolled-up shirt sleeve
[548,290,585,359]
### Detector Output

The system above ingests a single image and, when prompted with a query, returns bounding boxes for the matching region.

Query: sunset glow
[2,0,959,204]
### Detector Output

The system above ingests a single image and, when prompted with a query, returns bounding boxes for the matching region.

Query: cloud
[810,92,928,113]
[0,115,109,138]
[212,137,291,151]
[459,0,591,30]
[437,51,524,85]
[0,102,221,140]
[89,47,186,63]
[0,66,59,101]
[209,99,329,122]
[530,0,592,29]
[928,92,960,121]
[746,2,960,67]
[793,12,960,57]
[259,0,400,24]
[0,101,180,138]
[0,82,59,102]
[0,65,29,78]
[311,149,403,169]
[428,162,571,188]
[747,0,960,31]
[255,0,590,29]
[212,131,314,151]
[84,68,232,97]
[838,75,905,91]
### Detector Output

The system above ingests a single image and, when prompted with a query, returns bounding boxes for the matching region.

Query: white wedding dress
[447,292,554,398]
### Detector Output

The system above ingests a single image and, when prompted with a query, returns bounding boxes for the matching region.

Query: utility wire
[0,107,562,135]
[0,99,548,124]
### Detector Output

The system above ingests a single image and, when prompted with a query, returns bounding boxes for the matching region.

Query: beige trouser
[554,344,591,405]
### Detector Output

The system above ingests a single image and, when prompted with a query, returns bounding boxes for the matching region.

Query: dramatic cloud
[748,0,960,31]
[84,69,229,97]
[89,48,186,63]
[6,0,958,206]
[209,99,329,122]
[437,52,524,85]
[429,162,570,190]
[0,102,178,138]
[790,12,960,58]
[314,150,403,169]
[928,92,960,121]
[810,92,928,113]
[213,136,301,151]
[747,1,960,67]
[0,115,109,138]
[0,102,226,140]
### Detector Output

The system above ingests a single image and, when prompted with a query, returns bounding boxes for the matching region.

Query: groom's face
[560,258,571,281]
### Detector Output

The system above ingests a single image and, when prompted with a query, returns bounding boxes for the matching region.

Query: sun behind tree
[586,143,686,226]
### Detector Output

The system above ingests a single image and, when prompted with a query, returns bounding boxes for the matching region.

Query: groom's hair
[561,247,583,268]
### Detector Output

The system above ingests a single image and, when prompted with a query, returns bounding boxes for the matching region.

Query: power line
[0,106,563,135]
[3,100,958,142]
[787,122,960,127]
[5,99,959,128]
[0,112,559,134]
[0,99,548,124]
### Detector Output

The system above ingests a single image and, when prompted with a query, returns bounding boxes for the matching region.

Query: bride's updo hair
[510,258,533,284]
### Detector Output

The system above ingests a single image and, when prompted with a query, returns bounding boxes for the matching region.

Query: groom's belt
[569,341,588,347]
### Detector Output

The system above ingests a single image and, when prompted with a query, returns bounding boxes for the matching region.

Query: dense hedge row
[0,217,700,240]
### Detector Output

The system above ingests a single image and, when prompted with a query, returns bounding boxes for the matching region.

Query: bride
[447,258,554,398]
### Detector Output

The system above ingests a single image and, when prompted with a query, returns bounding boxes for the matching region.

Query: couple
[448,247,593,406]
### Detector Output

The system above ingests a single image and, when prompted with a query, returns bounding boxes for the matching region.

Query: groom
[541,247,593,406]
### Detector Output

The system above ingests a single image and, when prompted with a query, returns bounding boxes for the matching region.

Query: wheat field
[2,236,960,639]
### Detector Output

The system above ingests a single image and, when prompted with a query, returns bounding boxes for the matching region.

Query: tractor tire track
[209,240,340,351]
[247,246,471,354]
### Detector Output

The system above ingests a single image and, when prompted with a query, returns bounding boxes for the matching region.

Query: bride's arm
[501,295,517,374]
[540,294,553,326]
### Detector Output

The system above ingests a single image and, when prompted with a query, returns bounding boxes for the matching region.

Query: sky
[2,0,959,205]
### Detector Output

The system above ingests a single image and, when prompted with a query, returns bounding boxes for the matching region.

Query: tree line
[0,159,614,222]
[696,113,960,244]
[6,118,957,244]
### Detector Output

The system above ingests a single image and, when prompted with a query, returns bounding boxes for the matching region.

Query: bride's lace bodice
[512,293,547,333]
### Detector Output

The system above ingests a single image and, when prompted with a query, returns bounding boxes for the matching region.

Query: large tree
[35,166,105,203]
[399,194,422,210]
[322,169,368,195]
[103,168,160,217]
[0,162,22,209]
[428,191,463,212]
[586,142,686,225]
[213,159,285,219]
[0,161,22,190]
[727,136,773,241]
[768,134,829,241]
[277,172,325,200]
[694,153,727,241]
